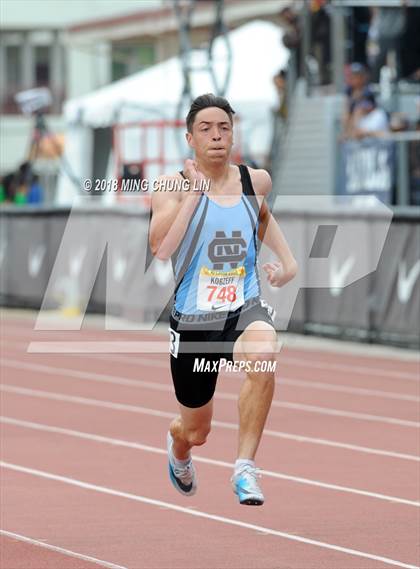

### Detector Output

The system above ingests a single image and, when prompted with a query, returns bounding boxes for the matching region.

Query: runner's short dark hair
[186,93,235,133]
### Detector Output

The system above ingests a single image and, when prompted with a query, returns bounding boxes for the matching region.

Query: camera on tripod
[14,87,52,116]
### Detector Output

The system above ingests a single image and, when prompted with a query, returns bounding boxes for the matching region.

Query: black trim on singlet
[238,164,260,219]
[242,194,258,237]
[241,182,262,296]
[239,163,261,266]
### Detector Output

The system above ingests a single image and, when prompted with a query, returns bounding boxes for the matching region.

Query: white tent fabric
[58,20,289,204]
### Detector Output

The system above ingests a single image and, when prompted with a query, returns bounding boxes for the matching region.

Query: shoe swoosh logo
[169,463,193,492]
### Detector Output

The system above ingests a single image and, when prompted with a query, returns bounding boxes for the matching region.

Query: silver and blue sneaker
[231,464,264,506]
[167,431,197,496]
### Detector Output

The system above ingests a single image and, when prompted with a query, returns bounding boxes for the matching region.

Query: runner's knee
[246,342,277,366]
[185,426,211,447]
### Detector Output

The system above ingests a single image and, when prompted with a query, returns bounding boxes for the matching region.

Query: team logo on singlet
[208,230,247,270]
[197,230,247,312]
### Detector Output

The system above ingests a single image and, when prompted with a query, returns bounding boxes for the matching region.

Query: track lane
[2,352,419,420]
[0,532,128,569]
[2,387,419,502]
[5,467,415,569]
[2,366,418,457]
[2,318,419,378]
[2,425,419,568]
[2,313,419,569]
[3,332,419,397]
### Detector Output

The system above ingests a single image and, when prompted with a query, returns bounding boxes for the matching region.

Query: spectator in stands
[273,69,288,121]
[371,2,407,82]
[349,93,389,139]
[12,161,32,205]
[342,62,374,137]
[351,6,372,66]
[280,6,302,77]
[1,171,19,203]
[372,1,420,82]
[267,69,289,175]
[310,0,331,85]
[26,174,44,205]
[17,161,32,185]
[400,6,420,82]
[0,178,5,203]
[0,162,35,204]
[0,161,43,205]
[389,113,409,133]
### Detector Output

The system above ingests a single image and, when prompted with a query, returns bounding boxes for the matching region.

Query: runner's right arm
[149,161,206,259]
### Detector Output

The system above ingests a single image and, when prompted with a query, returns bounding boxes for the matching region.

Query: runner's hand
[183,159,207,191]
[262,262,291,287]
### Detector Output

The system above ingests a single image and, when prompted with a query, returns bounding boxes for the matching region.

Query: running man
[149,94,297,505]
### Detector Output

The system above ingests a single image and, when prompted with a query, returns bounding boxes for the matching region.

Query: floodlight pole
[172,0,232,154]
[331,5,346,93]
[172,0,232,109]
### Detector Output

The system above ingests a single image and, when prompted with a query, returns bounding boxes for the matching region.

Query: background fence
[1,205,418,349]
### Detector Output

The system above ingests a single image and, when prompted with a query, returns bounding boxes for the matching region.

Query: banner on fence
[339,139,395,203]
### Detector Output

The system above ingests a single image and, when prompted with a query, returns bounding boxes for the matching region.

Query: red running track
[1,311,419,569]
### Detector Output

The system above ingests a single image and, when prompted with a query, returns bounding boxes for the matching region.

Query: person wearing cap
[350,93,389,139]
[342,62,374,138]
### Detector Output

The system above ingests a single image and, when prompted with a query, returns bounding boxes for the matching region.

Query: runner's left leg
[233,321,278,460]
[231,321,278,504]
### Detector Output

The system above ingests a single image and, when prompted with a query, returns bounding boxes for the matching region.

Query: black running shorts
[168,297,275,408]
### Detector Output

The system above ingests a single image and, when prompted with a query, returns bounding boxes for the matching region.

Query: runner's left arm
[250,169,298,287]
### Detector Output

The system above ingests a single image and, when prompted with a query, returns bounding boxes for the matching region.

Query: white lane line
[275,355,420,382]
[2,384,419,462]
[1,358,170,390]
[0,529,128,569]
[25,341,420,381]
[85,351,420,383]
[3,324,419,379]
[276,402,419,428]
[3,359,418,428]
[59,352,420,403]
[217,389,420,428]
[78,354,420,402]
[3,343,419,402]
[278,377,420,402]
[2,416,418,508]
[27,341,178,353]
[1,462,418,569]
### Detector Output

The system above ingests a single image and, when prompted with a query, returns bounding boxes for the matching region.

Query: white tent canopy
[58,20,289,204]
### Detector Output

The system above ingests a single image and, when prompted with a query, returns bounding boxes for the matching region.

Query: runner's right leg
[167,400,213,496]
[169,399,213,460]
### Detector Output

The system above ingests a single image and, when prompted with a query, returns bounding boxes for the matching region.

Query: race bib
[168,327,180,358]
[197,266,246,312]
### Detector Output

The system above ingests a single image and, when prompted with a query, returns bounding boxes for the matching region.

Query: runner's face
[187,107,233,163]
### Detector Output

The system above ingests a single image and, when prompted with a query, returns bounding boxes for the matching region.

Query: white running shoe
[167,431,197,496]
[231,464,264,506]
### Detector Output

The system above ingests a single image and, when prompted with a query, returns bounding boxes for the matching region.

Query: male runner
[150,94,297,505]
